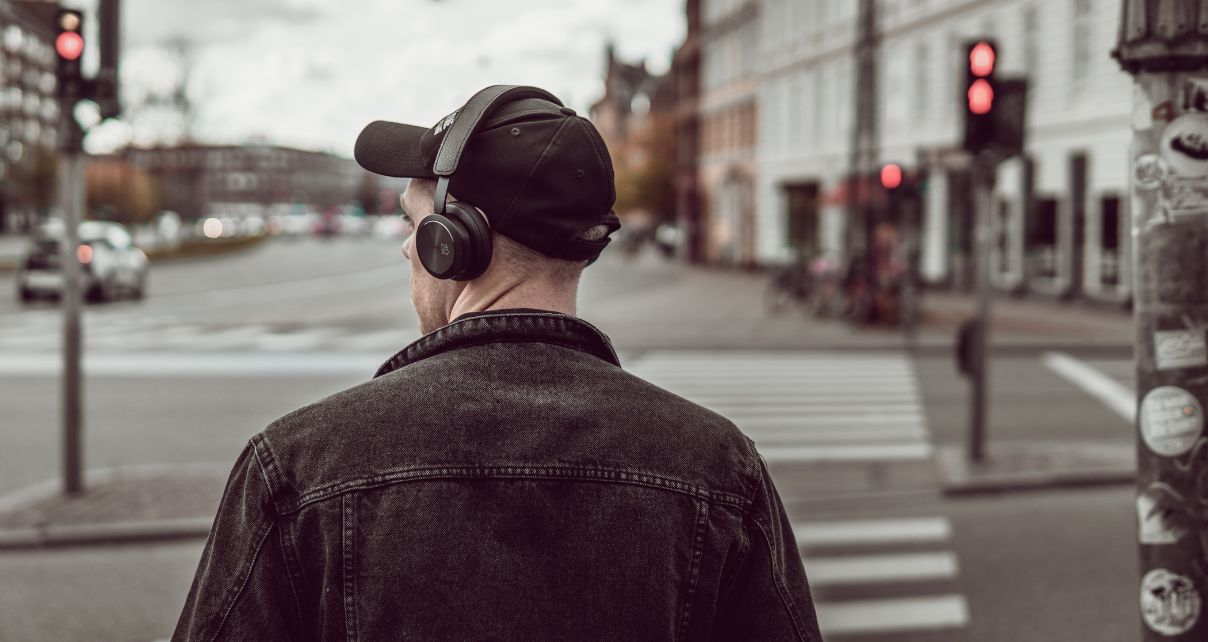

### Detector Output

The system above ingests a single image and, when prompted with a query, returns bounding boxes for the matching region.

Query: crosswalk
[627,351,968,639]
[0,311,421,353]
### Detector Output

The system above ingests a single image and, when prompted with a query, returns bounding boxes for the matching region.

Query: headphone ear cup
[443,202,493,281]
[415,214,468,280]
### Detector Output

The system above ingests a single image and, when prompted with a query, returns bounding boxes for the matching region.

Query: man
[173,86,821,641]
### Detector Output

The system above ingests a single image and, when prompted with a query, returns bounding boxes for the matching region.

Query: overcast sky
[82,0,685,156]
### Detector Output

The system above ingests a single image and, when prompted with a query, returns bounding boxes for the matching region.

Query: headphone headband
[432,85,562,177]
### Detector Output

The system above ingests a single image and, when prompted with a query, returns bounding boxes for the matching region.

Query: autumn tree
[86,159,161,225]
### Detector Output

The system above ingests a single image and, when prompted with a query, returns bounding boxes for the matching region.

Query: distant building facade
[670,0,705,262]
[116,144,369,220]
[0,0,63,232]
[590,42,675,234]
[699,0,761,267]
[684,0,1134,303]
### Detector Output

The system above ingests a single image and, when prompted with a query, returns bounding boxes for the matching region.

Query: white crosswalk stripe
[796,515,969,638]
[0,312,420,354]
[628,351,967,637]
[627,351,931,464]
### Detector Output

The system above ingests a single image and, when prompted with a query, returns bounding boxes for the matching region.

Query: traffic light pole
[968,154,995,462]
[1115,2,1208,638]
[59,118,85,495]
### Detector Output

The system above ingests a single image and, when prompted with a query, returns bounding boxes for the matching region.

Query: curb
[0,463,226,550]
[0,516,212,549]
[934,442,1135,496]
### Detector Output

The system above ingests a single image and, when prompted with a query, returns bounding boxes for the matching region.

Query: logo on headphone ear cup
[416,203,492,281]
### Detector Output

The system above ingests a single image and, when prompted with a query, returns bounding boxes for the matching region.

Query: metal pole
[902,184,920,351]
[1115,2,1208,638]
[1128,70,1208,641]
[60,120,84,495]
[968,155,994,462]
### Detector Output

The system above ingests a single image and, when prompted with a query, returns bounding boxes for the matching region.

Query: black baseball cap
[354,88,620,261]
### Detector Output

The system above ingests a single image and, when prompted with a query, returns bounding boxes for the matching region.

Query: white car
[16,221,149,303]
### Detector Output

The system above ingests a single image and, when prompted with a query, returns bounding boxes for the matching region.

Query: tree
[86,159,161,225]
[8,144,59,217]
[356,172,380,214]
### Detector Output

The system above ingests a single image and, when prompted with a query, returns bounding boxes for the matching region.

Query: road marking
[751,428,929,444]
[805,551,959,586]
[736,415,925,427]
[710,404,922,416]
[1042,351,1134,422]
[817,595,969,635]
[794,517,951,547]
[0,352,382,377]
[760,443,931,463]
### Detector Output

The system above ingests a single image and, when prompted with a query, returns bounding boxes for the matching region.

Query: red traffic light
[968,79,994,115]
[969,41,995,77]
[880,163,903,190]
[56,31,83,60]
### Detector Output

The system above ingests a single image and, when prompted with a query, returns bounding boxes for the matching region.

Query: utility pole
[1115,1,1208,639]
[846,0,878,264]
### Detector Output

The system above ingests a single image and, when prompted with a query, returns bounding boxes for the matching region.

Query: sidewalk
[0,465,226,549]
[587,252,1133,354]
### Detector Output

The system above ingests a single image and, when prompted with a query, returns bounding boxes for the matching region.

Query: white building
[754,0,1133,303]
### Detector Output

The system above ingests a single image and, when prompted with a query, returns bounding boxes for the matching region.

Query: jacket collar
[374,308,621,378]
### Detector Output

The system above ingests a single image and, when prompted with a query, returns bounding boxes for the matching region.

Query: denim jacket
[173,309,821,641]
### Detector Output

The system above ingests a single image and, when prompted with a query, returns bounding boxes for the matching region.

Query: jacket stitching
[278,465,747,514]
[277,524,306,634]
[677,499,710,640]
[207,520,275,642]
[341,494,358,642]
[751,518,812,642]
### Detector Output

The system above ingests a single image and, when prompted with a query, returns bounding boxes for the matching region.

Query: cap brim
[354,121,436,178]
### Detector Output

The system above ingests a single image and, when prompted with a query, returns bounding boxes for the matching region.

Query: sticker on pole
[1155,329,1208,370]
[1137,482,1191,545]
[1161,112,1208,177]
[1140,387,1204,457]
[1141,569,1201,635]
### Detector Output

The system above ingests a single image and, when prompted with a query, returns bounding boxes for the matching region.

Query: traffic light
[55,9,85,103]
[880,163,903,191]
[963,40,997,153]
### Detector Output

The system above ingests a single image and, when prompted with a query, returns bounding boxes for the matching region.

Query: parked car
[16,221,149,303]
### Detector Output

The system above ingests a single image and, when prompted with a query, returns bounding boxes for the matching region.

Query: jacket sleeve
[713,456,823,641]
[172,442,302,642]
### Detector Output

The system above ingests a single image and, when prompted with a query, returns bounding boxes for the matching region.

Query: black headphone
[416,85,562,281]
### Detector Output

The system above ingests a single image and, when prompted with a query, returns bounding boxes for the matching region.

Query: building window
[913,40,929,122]
[1023,4,1039,76]
[1072,0,1092,84]
[1030,196,1059,278]
[1100,195,1121,286]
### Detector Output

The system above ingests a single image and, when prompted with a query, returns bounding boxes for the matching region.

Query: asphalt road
[0,235,1143,641]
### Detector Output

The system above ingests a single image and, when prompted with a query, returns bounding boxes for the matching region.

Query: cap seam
[494,116,573,233]
[575,118,615,207]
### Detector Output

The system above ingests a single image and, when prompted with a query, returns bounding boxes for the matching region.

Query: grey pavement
[0,236,1146,641]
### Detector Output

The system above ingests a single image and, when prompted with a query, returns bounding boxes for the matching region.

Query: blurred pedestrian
[172,85,821,641]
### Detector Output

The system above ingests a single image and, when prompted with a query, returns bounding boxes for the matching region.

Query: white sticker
[1141,568,1201,636]
[1137,483,1190,545]
[1156,329,1208,370]
[1140,387,1204,457]
[1161,112,1208,177]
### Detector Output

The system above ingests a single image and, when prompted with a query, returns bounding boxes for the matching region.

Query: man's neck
[448,278,577,322]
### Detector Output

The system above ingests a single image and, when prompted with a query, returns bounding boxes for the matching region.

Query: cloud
[93,0,684,156]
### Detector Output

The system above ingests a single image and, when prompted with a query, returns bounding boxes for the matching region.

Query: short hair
[409,178,601,283]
